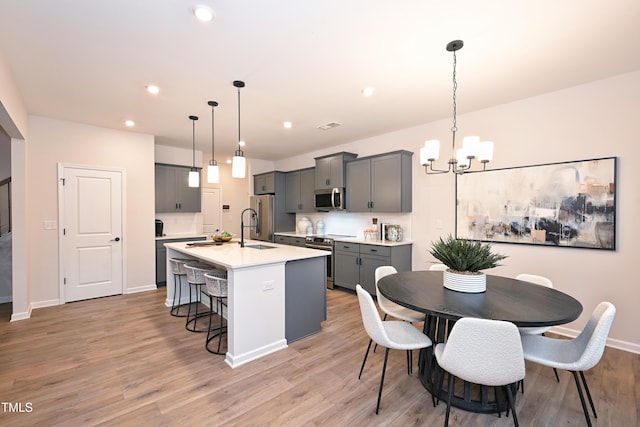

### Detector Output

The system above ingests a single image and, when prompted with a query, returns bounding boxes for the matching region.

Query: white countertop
[164,239,328,269]
[156,233,207,241]
[274,231,307,238]
[274,231,412,246]
[333,237,413,247]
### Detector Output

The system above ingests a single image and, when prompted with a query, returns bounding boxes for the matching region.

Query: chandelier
[420,40,494,174]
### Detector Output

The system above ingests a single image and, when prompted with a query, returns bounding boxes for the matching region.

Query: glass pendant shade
[208,162,220,184]
[420,139,441,165]
[188,168,200,187]
[478,141,494,162]
[462,136,480,158]
[232,152,246,178]
[456,149,470,168]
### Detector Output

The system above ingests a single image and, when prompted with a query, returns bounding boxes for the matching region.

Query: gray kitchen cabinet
[285,167,315,213]
[254,172,277,194]
[155,236,206,285]
[314,152,357,190]
[275,234,306,247]
[345,150,412,212]
[155,164,201,213]
[333,242,412,294]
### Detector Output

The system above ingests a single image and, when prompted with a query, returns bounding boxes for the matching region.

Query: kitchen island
[164,240,328,368]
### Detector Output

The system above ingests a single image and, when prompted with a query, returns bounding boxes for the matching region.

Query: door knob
[111,237,121,242]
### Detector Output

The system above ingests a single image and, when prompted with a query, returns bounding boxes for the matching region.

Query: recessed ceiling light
[283,121,292,129]
[193,5,215,22]
[362,86,375,97]
[146,85,159,95]
[124,120,135,127]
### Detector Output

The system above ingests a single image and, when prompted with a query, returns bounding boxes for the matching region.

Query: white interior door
[202,188,221,235]
[61,166,123,302]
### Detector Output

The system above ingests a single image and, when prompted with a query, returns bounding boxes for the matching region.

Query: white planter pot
[443,270,486,293]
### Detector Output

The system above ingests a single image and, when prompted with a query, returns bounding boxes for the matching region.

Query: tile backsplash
[295,211,412,240]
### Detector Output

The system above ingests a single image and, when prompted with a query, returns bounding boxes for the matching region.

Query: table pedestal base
[419,314,517,414]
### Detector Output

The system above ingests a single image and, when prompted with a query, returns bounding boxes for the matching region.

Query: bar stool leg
[186,283,208,332]
[170,274,187,317]
[206,296,227,354]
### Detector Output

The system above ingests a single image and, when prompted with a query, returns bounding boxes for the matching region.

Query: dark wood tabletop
[378,270,583,327]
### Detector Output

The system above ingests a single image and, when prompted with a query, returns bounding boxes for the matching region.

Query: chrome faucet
[240,208,258,247]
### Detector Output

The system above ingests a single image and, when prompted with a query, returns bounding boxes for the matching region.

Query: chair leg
[375,348,390,414]
[374,314,388,353]
[553,367,560,382]
[358,339,373,379]
[579,371,597,419]
[571,371,593,427]
[444,374,455,427]
[505,384,519,427]
[406,350,413,375]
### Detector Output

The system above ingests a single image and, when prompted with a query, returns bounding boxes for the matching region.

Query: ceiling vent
[317,121,341,130]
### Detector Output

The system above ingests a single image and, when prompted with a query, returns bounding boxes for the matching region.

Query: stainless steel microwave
[314,188,345,211]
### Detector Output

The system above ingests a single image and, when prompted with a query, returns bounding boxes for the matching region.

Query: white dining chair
[514,273,559,390]
[435,317,525,427]
[429,263,448,271]
[521,301,616,427]
[355,285,433,414]
[515,274,554,335]
[375,266,424,323]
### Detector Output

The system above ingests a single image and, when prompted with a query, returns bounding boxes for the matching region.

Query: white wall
[275,71,640,352]
[27,116,156,303]
[0,50,29,320]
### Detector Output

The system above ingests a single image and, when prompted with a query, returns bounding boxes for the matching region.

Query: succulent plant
[429,234,507,273]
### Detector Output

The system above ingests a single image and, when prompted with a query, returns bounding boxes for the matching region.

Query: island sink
[244,244,276,250]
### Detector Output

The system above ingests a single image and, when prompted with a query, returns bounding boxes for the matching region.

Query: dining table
[377,270,583,414]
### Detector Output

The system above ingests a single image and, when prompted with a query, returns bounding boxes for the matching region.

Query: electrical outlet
[44,220,57,230]
[435,220,443,230]
[263,280,274,291]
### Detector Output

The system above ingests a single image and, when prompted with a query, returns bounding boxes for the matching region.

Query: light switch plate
[44,220,57,230]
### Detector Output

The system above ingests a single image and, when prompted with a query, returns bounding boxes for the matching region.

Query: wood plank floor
[0,288,638,426]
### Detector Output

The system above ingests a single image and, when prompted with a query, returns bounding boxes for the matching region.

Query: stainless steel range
[305,234,354,289]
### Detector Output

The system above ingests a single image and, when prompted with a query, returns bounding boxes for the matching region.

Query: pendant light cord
[451,48,458,156]
[237,85,241,150]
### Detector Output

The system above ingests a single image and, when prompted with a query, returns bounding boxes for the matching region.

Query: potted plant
[429,234,507,293]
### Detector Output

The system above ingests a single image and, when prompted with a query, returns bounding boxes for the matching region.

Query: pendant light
[231,80,246,179]
[420,40,494,174]
[207,100,220,184]
[188,115,200,187]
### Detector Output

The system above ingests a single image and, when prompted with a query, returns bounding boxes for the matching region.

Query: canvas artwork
[455,157,617,250]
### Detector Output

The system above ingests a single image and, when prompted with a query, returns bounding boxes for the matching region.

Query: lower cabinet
[334,242,412,294]
[274,234,306,247]
[155,237,206,285]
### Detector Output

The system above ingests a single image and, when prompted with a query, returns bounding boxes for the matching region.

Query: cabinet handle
[326,179,330,186]
[371,249,377,252]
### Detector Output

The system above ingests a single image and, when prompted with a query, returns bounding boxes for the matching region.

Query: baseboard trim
[10,304,32,322]
[0,295,12,304]
[32,299,61,309]
[126,284,157,294]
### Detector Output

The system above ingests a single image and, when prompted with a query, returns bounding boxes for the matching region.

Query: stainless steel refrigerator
[250,195,275,242]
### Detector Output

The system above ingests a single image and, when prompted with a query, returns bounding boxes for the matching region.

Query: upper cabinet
[346,150,413,212]
[285,168,315,213]
[253,171,288,196]
[155,164,201,213]
[314,152,357,189]
[254,172,277,194]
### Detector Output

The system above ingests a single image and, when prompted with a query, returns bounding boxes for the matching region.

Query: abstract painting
[456,157,617,250]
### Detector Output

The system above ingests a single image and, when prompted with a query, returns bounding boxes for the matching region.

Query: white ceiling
[1,1,639,162]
